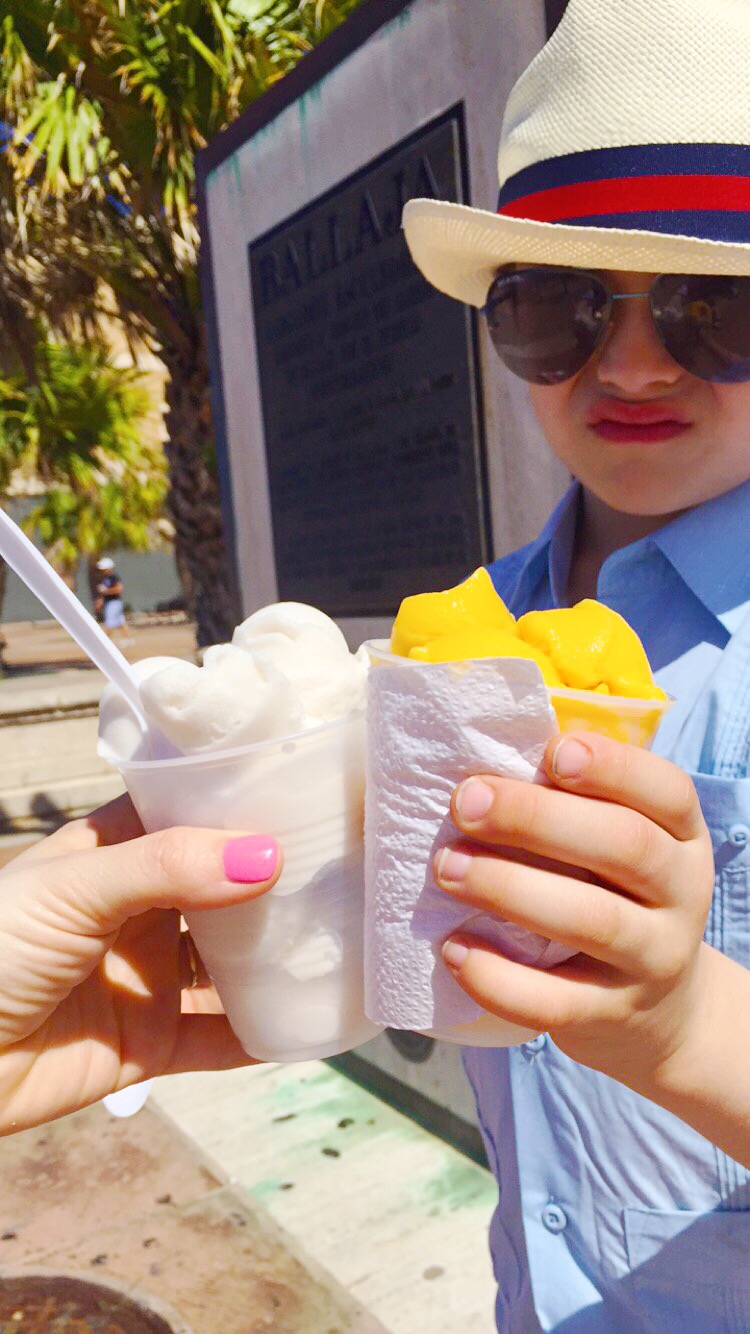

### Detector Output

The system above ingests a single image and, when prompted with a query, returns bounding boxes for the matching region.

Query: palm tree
[0,0,363,644]
[0,337,167,589]
[0,369,34,654]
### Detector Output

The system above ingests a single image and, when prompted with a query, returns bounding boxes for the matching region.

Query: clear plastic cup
[113,710,383,1062]
[548,685,672,747]
[365,642,672,1048]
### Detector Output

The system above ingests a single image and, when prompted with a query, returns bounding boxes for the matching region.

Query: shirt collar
[646,478,750,633]
[508,482,579,612]
[510,477,750,632]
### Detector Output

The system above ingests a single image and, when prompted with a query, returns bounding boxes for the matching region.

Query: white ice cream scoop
[138,642,306,754]
[233,604,367,722]
[97,600,380,1064]
[98,656,186,762]
[234,601,349,647]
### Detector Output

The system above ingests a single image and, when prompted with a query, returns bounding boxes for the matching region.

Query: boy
[403,0,750,1328]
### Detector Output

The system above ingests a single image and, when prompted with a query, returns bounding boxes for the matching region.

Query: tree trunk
[161,329,240,646]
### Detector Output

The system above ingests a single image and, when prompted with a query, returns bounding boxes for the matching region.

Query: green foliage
[0,375,33,491]
[0,339,167,576]
[20,341,154,483]
[0,0,363,629]
[1,0,364,270]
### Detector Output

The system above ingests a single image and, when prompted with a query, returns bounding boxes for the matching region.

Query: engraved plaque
[248,106,489,616]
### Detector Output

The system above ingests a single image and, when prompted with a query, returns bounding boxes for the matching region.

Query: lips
[587,399,692,444]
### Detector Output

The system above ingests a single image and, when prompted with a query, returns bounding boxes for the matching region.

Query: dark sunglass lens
[652,274,750,383]
[484,268,609,384]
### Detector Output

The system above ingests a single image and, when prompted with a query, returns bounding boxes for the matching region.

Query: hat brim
[403,198,750,308]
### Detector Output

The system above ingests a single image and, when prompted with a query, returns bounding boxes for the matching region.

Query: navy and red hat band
[497,143,750,243]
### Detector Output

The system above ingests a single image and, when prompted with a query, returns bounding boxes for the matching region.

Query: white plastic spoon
[103,1081,153,1119]
[0,506,148,730]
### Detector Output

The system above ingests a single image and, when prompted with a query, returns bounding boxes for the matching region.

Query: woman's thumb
[29,827,282,936]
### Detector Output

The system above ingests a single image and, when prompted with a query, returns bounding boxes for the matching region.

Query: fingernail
[552,737,592,780]
[223,835,279,884]
[442,940,469,970]
[436,847,472,885]
[455,777,494,823]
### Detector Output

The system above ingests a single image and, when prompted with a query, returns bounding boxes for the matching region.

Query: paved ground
[151,1063,497,1334]
[1,616,197,674]
[0,1101,383,1333]
[0,618,197,847]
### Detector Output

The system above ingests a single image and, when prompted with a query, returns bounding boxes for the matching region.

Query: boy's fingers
[441,936,619,1033]
[451,774,678,904]
[435,846,648,969]
[543,733,705,842]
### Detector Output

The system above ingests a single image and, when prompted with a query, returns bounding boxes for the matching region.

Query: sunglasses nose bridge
[593,282,687,391]
[603,289,654,348]
[610,292,652,302]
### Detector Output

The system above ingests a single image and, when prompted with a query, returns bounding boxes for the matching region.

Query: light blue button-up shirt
[466,479,750,1332]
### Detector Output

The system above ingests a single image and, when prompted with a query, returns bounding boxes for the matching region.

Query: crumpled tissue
[364,652,576,1032]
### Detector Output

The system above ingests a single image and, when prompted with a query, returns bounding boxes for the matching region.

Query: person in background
[95,556,133,646]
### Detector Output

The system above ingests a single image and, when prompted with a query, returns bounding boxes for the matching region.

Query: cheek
[714,388,750,442]
[528,384,581,459]
[529,385,569,433]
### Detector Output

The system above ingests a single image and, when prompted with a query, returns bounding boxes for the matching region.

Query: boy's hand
[435,734,715,1087]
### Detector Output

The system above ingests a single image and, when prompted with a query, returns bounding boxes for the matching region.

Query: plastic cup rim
[113,705,365,773]
[363,640,673,712]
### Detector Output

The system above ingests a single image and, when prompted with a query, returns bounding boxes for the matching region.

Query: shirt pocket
[624,1206,750,1333]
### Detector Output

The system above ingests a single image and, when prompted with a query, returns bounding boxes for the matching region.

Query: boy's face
[528,270,750,517]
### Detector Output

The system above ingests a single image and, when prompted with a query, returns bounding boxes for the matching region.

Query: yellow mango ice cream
[390,567,515,657]
[517,602,665,701]
[410,628,564,686]
[390,571,668,746]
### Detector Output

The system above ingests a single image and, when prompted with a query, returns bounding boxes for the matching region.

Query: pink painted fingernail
[223,835,279,884]
[455,777,494,823]
[552,737,592,779]
[436,847,472,885]
[442,940,469,969]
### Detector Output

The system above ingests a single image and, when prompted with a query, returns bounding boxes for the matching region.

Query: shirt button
[728,823,750,848]
[523,1034,548,1056]
[542,1204,568,1234]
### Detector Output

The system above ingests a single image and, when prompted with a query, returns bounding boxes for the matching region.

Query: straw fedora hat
[403,0,750,309]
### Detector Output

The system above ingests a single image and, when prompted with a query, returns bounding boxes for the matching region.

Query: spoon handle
[0,506,146,726]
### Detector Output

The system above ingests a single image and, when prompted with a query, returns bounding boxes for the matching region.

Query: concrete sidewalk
[0,619,196,843]
[1,615,196,674]
[0,1099,384,1333]
[151,1061,497,1333]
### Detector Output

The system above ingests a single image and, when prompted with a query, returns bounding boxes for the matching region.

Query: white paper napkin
[364,653,576,1031]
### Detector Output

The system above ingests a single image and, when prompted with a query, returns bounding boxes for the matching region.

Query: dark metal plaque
[248,106,489,616]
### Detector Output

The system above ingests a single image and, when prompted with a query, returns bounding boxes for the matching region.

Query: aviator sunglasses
[483,266,750,386]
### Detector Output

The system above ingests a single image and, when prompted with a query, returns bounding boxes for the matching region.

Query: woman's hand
[0,796,281,1135]
[435,733,715,1090]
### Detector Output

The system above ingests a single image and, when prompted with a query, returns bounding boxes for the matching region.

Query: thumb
[0,828,283,1048]
[32,827,284,938]
[4,829,281,967]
